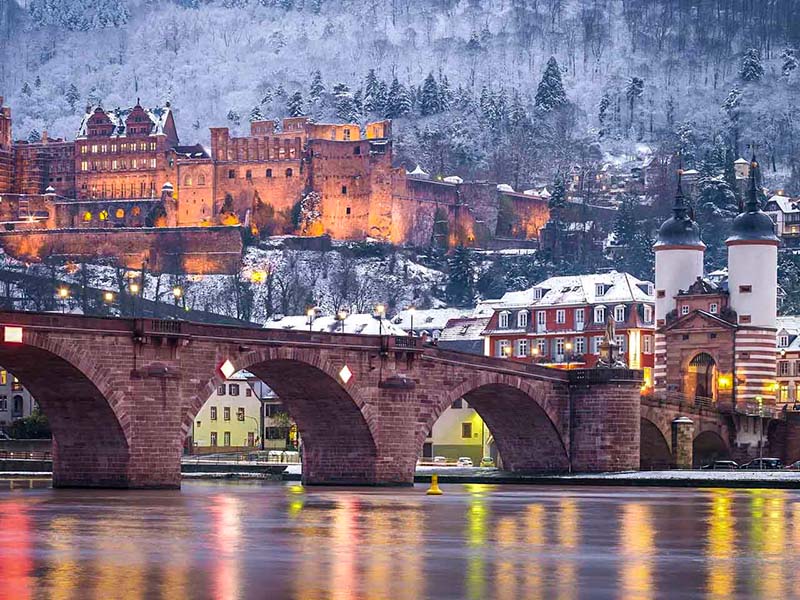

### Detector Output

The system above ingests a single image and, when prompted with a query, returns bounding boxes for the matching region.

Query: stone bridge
[0,311,645,488]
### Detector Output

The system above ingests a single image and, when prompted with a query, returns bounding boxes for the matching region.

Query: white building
[0,367,36,429]
[264,310,407,336]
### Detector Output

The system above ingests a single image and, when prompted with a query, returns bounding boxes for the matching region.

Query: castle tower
[653,168,705,394]
[726,155,780,404]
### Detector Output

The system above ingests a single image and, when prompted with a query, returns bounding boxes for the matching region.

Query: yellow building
[421,400,493,464]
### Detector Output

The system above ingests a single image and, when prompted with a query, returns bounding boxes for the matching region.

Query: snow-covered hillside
[1,0,799,189]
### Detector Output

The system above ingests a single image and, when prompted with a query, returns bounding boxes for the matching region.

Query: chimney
[42,130,48,144]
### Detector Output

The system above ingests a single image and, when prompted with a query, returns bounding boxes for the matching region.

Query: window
[556,309,566,324]
[196,420,201,428]
[184,175,192,186]
[237,407,245,421]
[0,398,6,411]
[223,432,231,446]
[346,207,351,215]
[498,311,510,329]
[556,338,565,356]
[739,285,752,293]
[91,144,98,153]
[246,388,253,397]
[614,335,626,352]
[595,284,606,296]
[0,371,6,385]
[575,309,585,326]
[266,169,273,178]
[517,311,528,328]
[643,336,653,354]
[779,361,791,376]
[246,169,252,180]
[82,211,92,222]
[210,432,218,446]
[516,339,529,357]
[536,338,547,356]
[575,337,585,354]
[614,305,625,322]
[354,146,361,155]
[229,384,240,396]
[779,335,789,348]
[537,311,546,328]
[150,158,157,168]
[343,128,351,140]
[228,169,236,179]
[285,168,293,177]
[198,174,206,185]
[341,185,347,194]
[594,306,606,324]
[217,385,225,396]
[224,407,231,421]
[532,288,543,300]
[656,290,665,298]
[681,305,690,315]
[497,339,510,358]
[115,208,125,219]
[451,398,463,409]
[461,422,473,439]
[80,161,88,172]
[210,406,217,420]
[592,336,604,354]
[643,305,653,323]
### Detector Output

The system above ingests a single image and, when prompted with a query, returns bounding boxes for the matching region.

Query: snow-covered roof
[263,312,407,336]
[391,307,470,331]
[778,316,800,350]
[489,271,654,309]
[77,104,172,139]
[439,317,491,342]
[407,165,429,178]
[443,175,463,184]
[496,183,514,192]
[734,157,749,164]
[539,187,551,198]
[765,195,800,214]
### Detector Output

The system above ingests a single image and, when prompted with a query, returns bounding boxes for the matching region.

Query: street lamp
[103,291,114,303]
[337,309,347,333]
[57,287,69,313]
[502,344,512,359]
[129,282,140,318]
[565,341,573,370]
[375,304,386,336]
[407,306,416,337]
[172,286,183,306]
[306,308,315,332]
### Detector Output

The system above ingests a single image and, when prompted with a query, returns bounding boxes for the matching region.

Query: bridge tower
[726,154,780,404]
[653,169,705,395]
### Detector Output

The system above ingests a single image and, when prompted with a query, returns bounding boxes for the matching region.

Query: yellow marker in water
[426,473,443,495]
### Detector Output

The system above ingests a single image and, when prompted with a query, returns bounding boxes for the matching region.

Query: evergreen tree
[740,48,764,82]
[27,129,41,143]
[548,174,567,223]
[363,69,386,114]
[781,48,798,77]
[419,72,442,116]
[249,105,264,122]
[695,176,739,268]
[309,70,324,101]
[625,77,644,127]
[227,110,241,126]
[439,75,453,111]
[534,57,567,111]
[779,252,800,315]
[476,258,508,299]
[333,83,359,122]
[21,82,31,96]
[34,75,41,88]
[385,77,411,118]
[65,84,80,112]
[445,246,476,307]
[598,93,611,138]
[613,194,638,246]
[287,91,305,117]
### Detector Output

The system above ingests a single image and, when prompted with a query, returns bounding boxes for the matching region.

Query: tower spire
[745,151,761,212]
[672,154,688,219]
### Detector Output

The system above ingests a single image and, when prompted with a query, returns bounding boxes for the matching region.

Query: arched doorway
[688,353,717,402]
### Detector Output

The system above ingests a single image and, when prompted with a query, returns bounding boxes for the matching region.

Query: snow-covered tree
[419,73,443,116]
[287,91,305,117]
[65,84,80,112]
[28,129,41,142]
[740,48,764,82]
[333,83,359,122]
[781,48,798,78]
[363,69,386,114]
[309,70,324,102]
[21,82,31,96]
[445,246,476,307]
[385,78,412,118]
[625,77,644,127]
[227,110,241,126]
[249,105,264,122]
[534,57,567,111]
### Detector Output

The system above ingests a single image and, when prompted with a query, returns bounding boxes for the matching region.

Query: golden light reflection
[706,490,736,599]
[466,484,489,600]
[93,517,144,600]
[159,518,190,599]
[210,494,242,600]
[47,516,78,600]
[619,503,654,600]
[331,497,359,600]
[496,516,518,600]
[750,491,785,599]
[397,507,424,599]
[556,498,579,600]
[0,501,33,600]
[524,504,545,600]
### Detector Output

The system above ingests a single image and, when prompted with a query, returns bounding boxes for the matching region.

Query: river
[0,479,798,599]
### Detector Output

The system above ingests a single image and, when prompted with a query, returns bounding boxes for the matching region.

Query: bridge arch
[421,372,568,472]
[191,346,379,485]
[0,331,129,487]
[640,417,672,469]
[693,430,730,467]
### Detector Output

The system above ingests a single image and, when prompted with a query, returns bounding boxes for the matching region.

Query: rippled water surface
[0,479,799,599]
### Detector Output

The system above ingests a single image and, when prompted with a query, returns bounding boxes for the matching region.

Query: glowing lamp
[4,326,23,344]
[103,291,114,303]
[502,345,512,358]
[58,287,69,299]
[172,286,183,299]
[220,359,236,380]
[339,365,352,384]
[129,283,140,294]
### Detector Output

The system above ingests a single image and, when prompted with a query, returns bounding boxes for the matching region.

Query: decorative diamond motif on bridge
[220,359,236,379]
[339,365,352,384]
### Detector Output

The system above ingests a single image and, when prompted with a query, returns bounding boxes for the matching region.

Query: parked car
[456,457,473,467]
[785,460,800,470]
[432,456,448,465]
[479,456,495,468]
[0,431,10,441]
[740,458,783,470]
[701,460,739,470]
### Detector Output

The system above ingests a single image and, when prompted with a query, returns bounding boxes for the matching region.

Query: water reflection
[0,481,799,599]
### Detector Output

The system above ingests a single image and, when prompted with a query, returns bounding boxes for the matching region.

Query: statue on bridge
[597,312,627,369]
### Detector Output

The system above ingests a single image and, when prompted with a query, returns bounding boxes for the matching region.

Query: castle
[0,97,558,263]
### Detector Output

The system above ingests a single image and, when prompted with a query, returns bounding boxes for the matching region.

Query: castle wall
[175,159,214,226]
[0,226,242,274]
[13,137,75,197]
[390,175,459,247]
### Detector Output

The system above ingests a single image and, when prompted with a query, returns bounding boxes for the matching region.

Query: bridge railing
[649,392,783,419]
[568,368,643,385]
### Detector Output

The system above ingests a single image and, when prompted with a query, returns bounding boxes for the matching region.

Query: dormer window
[517,311,528,328]
[614,305,625,323]
[595,284,606,297]
[779,334,790,348]
[532,288,543,300]
[498,311,510,329]
[643,305,653,323]
[594,305,606,324]
[709,303,718,314]
[681,305,690,315]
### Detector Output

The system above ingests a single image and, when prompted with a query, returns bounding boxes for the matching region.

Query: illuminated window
[184,175,192,186]
[83,211,92,222]
[0,370,6,385]
[132,206,141,216]
[132,159,137,169]
[112,160,118,170]
[80,161,88,171]
[99,210,108,221]
[115,208,125,219]
[150,158,156,168]
[223,407,231,421]
[237,407,245,421]
[91,144,98,153]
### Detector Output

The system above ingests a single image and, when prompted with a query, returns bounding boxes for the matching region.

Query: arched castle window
[115,208,125,219]
[198,175,206,185]
[285,168,293,178]
[184,175,193,186]
[266,169,273,178]
[99,210,108,221]
[83,211,92,222]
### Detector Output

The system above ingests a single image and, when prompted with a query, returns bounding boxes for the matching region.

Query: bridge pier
[568,369,642,472]
[671,417,694,469]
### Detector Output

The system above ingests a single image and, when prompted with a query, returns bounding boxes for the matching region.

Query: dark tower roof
[726,154,780,245]
[654,167,705,249]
